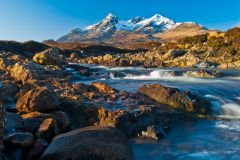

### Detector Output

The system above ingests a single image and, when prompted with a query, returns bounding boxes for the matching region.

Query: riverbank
[0,38,240,159]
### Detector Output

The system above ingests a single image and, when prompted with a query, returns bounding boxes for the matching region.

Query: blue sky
[0,0,239,42]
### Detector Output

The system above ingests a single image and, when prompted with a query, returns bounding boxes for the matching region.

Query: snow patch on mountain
[82,13,177,33]
[137,14,176,29]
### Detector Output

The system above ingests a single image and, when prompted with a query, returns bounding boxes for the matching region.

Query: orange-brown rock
[36,118,59,140]
[33,48,62,66]
[72,82,90,94]
[16,87,60,113]
[139,84,212,114]
[21,112,53,119]
[95,106,172,138]
[11,61,49,83]
[91,82,117,94]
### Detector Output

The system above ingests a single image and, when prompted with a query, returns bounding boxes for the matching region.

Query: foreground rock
[33,48,62,66]
[139,84,212,115]
[10,61,65,83]
[11,61,47,83]
[57,81,174,139]
[40,126,133,160]
[96,106,172,139]
[17,87,60,113]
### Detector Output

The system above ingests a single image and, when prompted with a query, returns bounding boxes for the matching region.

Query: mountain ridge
[57,13,207,44]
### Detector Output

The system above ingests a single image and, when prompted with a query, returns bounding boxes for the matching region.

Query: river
[68,64,240,160]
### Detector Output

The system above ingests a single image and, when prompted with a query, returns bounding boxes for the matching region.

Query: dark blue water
[69,64,240,160]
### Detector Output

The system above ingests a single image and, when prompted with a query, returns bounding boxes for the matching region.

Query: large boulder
[33,48,62,66]
[40,126,133,160]
[16,87,60,113]
[11,60,65,83]
[139,84,212,115]
[11,61,50,83]
[96,106,172,139]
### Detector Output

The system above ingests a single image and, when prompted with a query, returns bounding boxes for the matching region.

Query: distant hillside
[154,22,208,42]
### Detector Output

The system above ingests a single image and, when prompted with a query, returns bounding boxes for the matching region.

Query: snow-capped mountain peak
[83,13,118,31]
[105,13,117,19]
[81,13,176,33]
[137,14,176,31]
[102,13,119,24]
[57,13,203,42]
[148,14,174,25]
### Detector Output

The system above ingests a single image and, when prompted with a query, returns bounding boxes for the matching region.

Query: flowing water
[69,64,240,160]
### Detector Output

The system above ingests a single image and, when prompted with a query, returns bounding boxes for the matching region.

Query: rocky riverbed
[0,42,240,160]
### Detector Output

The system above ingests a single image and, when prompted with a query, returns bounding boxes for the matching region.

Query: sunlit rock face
[138,84,212,115]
